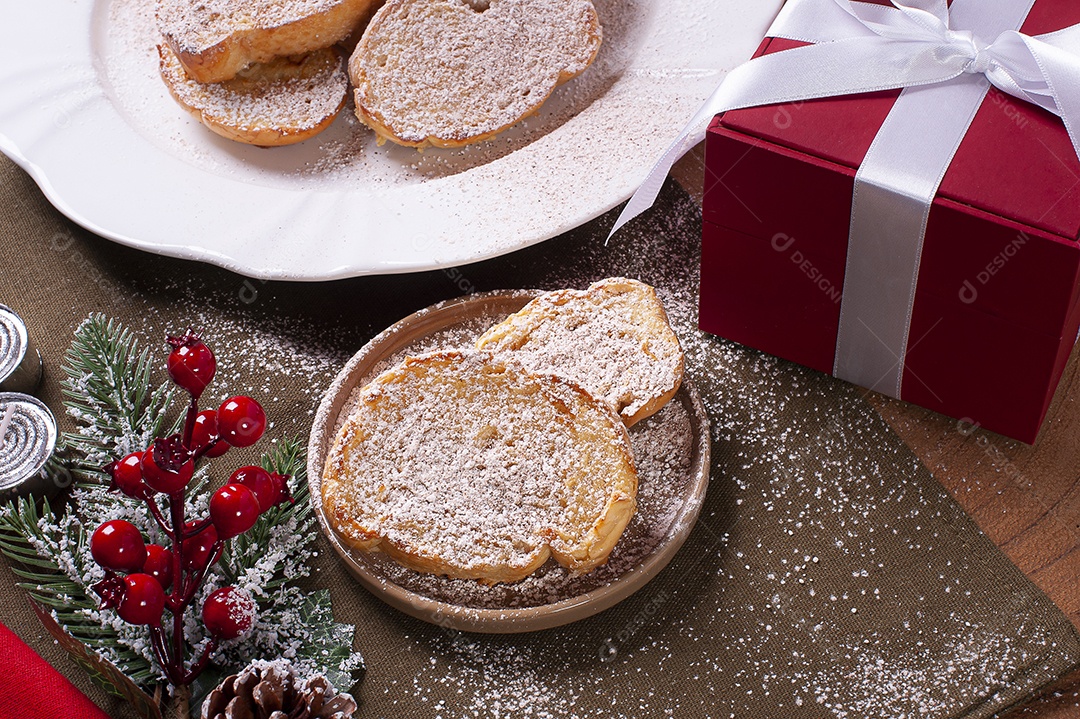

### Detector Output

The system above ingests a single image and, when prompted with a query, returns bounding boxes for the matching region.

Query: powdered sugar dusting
[83,0,768,278]
[366,397,693,607]
[351,0,601,145]
[321,349,637,581]
[364,188,1078,718]
[156,0,347,54]
[22,180,1075,715]
[309,290,704,609]
[100,0,640,189]
[806,626,1039,718]
[158,44,347,136]
[476,278,684,424]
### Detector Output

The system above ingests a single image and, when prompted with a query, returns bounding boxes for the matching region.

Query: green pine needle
[0,315,363,707]
[60,314,175,481]
[0,494,156,683]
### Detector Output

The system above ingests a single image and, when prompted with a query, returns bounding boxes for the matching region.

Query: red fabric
[0,620,110,719]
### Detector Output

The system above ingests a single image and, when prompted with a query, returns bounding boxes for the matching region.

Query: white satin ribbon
[836,0,1034,395]
[610,0,1080,397]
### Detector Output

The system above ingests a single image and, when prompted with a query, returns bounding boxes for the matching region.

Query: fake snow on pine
[26,318,357,686]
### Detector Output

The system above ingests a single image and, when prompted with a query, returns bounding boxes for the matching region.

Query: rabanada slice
[158,45,348,147]
[477,278,685,427]
[157,0,379,83]
[348,0,602,148]
[321,350,637,584]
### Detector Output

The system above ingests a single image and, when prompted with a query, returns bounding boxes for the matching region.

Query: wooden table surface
[671,147,1080,718]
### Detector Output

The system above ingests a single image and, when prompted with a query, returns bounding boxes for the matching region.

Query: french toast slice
[158,44,348,147]
[321,350,637,584]
[348,0,602,148]
[157,0,379,84]
[476,278,685,427]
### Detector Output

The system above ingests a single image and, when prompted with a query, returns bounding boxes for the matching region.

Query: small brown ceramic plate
[307,290,711,633]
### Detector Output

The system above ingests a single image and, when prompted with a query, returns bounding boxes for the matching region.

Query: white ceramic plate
[0,1,781,280]
[307,291,711,632]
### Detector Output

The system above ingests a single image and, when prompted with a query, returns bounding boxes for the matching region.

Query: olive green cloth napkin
[1,154,1077,719]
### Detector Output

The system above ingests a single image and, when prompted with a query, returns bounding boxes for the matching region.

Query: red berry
[91,520,147,573]
[191,410,230,458]
[216,396,266,448]
[182,522,220,571]
[107,452,149,499]
[210,484,261,539]
[229,466,278,512]
[270,473,294,506]
[142,544,174,591]
[166,332,216,398]
[117,574,165,625]
[202,586,255,640]
[141,439,194,494]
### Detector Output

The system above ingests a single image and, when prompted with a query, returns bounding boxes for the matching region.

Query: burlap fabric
[1,154,1077,718]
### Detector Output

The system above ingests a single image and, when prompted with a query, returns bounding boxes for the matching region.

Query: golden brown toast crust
[157,0,379,83]
[158,44,348,147]
[321,350,637,584]
[477,278,685,427]
[348,0,602,148]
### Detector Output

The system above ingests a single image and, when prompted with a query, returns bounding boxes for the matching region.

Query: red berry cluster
[89,331,292,687]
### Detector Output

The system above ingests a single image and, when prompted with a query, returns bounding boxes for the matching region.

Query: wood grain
[672,145,1080,716]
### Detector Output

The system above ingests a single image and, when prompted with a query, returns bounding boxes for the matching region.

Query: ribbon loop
[609,0,1080,241]
[888,0,950,28]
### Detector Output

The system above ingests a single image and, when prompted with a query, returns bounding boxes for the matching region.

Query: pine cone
[201,661,357,719]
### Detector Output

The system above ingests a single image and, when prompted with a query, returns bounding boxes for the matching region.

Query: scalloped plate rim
[0,0,782,280]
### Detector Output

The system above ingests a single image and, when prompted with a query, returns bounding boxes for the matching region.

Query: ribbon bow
[610,0,1080,237]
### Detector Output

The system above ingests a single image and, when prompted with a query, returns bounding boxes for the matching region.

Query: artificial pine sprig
[221,440,314,591]
[0,491,160,685]
[0,316,362,717]
[61,314,175,481]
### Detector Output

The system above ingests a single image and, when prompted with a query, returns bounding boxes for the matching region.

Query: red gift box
[699,3,1080,443]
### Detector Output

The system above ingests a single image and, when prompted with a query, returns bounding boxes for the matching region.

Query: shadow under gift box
[700,4,1080,445]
